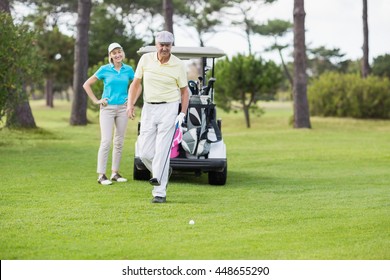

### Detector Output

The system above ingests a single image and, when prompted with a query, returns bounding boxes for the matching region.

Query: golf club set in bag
[181,78,222,158]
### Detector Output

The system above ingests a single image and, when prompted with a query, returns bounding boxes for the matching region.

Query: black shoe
[149,177,160,186]
[151,196,166,203]
[149,167,173,186]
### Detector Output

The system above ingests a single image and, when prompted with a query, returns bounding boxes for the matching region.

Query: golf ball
[189,220,195,225]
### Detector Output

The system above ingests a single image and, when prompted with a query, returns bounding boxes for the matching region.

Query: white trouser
[139,102,179,197]
[97,104,128,175]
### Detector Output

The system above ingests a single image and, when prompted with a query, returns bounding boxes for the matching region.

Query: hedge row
[308,72,390,119]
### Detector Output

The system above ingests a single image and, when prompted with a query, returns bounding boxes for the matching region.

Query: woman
[83,42,136,185]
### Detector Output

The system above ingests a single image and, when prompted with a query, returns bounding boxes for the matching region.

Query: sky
[12,0,390,64]
[174,0,390,63]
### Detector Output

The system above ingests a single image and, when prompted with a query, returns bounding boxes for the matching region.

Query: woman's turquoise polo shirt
[95,63,135,105]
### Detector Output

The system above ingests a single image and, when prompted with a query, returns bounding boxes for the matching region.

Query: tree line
[1,0,387,129]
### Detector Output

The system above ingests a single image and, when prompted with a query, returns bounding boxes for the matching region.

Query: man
[127,31,189,203]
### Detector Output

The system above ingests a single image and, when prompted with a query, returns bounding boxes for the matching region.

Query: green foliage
[308,72,390,119]
[0,12,42,123]
[371,53,390,79]
[213,54,282,127]
[88,4,145,67]
[255,19,293,37]
[176,0,227,45]
[86,58,137,112]
[214,54,283,111]
[37,27,74,90]
[307,46,347,76]
[23,0,78,12]
[175,1,278,46]
[21,1,76,97]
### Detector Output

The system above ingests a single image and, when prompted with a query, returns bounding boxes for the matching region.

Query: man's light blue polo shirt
[95,63,135,105]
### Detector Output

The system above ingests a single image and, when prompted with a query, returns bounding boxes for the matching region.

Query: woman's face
[110,48,124,63]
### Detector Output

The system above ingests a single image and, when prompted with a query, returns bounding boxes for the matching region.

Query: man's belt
[147,101,167,104]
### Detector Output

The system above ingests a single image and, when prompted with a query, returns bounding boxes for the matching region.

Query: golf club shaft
[156,121,179,184]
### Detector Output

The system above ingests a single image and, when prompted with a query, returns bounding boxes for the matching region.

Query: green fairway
[0,100,389,260]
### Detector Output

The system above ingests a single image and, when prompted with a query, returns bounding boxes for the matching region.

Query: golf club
[149,121,179,186]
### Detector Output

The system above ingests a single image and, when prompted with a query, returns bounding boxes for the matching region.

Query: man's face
[156,42,172,60]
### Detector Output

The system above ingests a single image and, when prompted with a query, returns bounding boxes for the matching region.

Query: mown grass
[0,100,389,260]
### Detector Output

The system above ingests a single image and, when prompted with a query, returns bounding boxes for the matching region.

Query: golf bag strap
[191,102,221,143]
[189,103,214,109]
[208,119,222,143]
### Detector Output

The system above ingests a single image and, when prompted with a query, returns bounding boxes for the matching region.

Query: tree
[88,4,144,67]
[176,0,227,47]
[362,0,370,78]
[228,0,276,55]
[307,46,346,77]
[213,54,283,128]
[36,28,74,107]
[255,19,293,86]
[70,0,91,126]
[0,0,40,128]
[293,0,311,128]
[23,1,76,107]
[371,54,390,79]
[163,0,174,33]
[0,0,9,11]
[9,0,146,125]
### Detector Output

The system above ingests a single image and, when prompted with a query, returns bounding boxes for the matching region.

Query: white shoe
[110,173,127,182]
[98,174,112,185]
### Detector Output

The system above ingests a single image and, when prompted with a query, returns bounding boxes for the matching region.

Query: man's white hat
[108,42,122,53]
[155,31,174,44]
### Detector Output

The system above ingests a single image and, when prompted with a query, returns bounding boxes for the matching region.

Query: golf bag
[181,94,222,157]
[170,126,183,158]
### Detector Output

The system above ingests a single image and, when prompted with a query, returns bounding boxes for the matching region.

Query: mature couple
[83,31,189,203]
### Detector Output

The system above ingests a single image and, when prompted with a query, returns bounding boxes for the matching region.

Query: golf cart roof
[137,46,226,59]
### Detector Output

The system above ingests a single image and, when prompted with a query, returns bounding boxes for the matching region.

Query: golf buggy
[133,46,227,185]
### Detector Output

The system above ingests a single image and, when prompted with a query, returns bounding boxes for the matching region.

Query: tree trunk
[243,106,251,128]
[293,0,311,129]
[241,91,251,128]
[362,0,370,78]
[246,29,252,55]
[163,0,174,34]
[1,0,37,129]
[278,47,293,87]
[45,78,54,108]
[0,0,10,12]
[70,0,91,125]
[6,84,37,128]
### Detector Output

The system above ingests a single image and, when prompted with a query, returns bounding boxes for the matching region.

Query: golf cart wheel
[133,163,150,180]
[208,165,227,186]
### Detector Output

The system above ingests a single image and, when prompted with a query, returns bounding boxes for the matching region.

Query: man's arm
[127,78,142,119]
[179,86,189,114]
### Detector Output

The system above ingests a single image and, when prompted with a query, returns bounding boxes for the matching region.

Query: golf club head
[149,178,161,186]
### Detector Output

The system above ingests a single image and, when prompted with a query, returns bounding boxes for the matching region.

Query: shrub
[372,53,390,79]
[308,72,390,119]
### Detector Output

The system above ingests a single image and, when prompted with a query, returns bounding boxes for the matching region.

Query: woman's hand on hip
[96,98,108,106]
